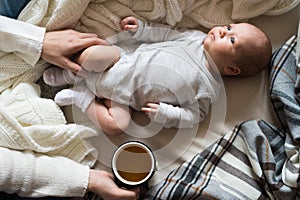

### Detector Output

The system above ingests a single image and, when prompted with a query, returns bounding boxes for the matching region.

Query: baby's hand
[120,16,139,32]
[141,103,159,119]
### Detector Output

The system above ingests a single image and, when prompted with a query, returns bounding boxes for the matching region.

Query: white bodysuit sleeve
[0,147,89,198]
[0,16,45,66]
[131,19,183,43]
[152,99,210,128]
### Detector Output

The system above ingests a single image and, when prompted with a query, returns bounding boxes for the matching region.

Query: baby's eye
[227,25,231,31]
[230,37,235,44]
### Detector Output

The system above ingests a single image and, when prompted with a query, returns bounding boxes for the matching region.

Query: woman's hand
[88,170,140,200]
[41,29,109,74]
[120,16,139,32]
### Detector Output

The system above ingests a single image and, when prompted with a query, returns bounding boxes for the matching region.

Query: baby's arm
[142,100,210,128]
[120,16,182,43]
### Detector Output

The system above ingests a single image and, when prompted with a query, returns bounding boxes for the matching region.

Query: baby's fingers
[142,103,159,118]
[141,107,152,113]
[120,16,138,31]
[123,24,138,31]
[146,103,159,110]
[141,107,155,119]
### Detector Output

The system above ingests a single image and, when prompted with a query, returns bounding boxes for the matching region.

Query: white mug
[111,141,156,188]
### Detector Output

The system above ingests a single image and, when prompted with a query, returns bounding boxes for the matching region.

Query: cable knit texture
[0,147,89,197]
[0,0,298,197]
[0,83,97,166]
[1,0,298,90]
[76,0,299,39]
[0,0,97,159]
[2,0,297,91]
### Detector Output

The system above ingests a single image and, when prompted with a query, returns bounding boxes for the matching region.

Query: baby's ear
[223,66,241,76]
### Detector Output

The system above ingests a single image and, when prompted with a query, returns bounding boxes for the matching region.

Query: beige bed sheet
[65,4,300,186]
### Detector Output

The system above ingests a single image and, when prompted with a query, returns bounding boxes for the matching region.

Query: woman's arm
[0,147,89,197]
[0,147,139,199]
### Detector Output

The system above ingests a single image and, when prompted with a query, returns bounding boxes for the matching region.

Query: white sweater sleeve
[0,16,45,66]
[0,147,89,198]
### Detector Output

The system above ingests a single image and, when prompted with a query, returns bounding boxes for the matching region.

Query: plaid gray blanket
[144,35,299,200]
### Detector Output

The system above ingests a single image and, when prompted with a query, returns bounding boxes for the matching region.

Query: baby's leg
[76,45,120,73]
[86,99,132,135]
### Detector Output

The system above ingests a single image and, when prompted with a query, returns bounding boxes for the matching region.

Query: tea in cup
[111,141,156,188]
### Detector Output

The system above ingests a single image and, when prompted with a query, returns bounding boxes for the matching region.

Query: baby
[43,16,272,135]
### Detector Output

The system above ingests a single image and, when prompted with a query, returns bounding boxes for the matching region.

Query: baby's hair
[234,23,272,78]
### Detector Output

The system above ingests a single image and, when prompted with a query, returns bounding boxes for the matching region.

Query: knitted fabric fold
[0,0,90,92]
[77,0,300,39]
[0,83,98,167]
[0,0,98,166]
[0,0,298,169]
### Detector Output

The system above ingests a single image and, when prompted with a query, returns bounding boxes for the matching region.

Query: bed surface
[65,4,300,187]
[0,0,298,198]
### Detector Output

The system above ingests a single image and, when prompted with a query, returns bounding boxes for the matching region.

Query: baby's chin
[203,32,214,49]
[202,38,210,51]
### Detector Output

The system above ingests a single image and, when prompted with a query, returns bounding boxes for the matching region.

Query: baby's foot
[43,67,82,86]
[54,86,95,112]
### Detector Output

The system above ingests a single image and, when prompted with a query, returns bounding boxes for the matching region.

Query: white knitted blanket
[0,0,97,166]
[77,0,300,38]
[0,0,298,167]
[0,83,97,166]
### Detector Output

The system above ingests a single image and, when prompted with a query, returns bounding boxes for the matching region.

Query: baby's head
[203,23,272,77]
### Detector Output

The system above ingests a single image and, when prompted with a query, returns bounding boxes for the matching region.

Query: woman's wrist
[88,169,97,192]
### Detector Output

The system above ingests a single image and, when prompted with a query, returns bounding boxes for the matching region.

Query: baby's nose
[219,29,225,38]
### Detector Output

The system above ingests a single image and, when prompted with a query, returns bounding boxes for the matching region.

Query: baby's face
[203,23,259,74]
